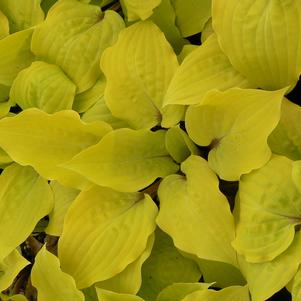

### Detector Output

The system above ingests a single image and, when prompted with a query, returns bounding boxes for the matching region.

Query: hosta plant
[0,0,301,301]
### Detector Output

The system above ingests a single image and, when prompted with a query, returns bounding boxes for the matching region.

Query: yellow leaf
[63,128,178,192]
[0,163,53,261]
[0,10,9,39]
[32,246,84,301]
[96,289,145,301]
[58,185,158,288]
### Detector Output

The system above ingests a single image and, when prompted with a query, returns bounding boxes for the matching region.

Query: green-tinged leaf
[0,163,53,261]
[268,98,301,160]
[138,228,201,301]
[201,18,213,43]
[212,0,301,90]
[0,101,11,119]
[0,10,9,39]
[291,265,301,301]
[0,147,12,168]
[10,61,76,113]
[157,155,238,267]
[81,97,130,129]
[0,250,30,291]
[82,286,99,301]
[58,185,158,288]
[156,283,211,301]
[150,0,187,54]
[41,0,58,14]
[0,28,35,86]
[182,285,250,301]
[165,34,252,106]
[96,289,144,301]
[73,75,106,113]
[177,45,197,64]
[171,0,211,37]
[238,232,301,301]
[100,21,184,130]
[233,155,301,262]
[32,246,84,301]
[197,259,246,288]
[0,84,9,102]
[0,294,28,301]
[97,233,154,294]
[121,0,161,21]
[32,0,125,93]
[63,128,178,192]
[0,108,112,189]
[165,125,199,163]
[45,181,79,236]
[185,88,284,181]
[0,0,44,33]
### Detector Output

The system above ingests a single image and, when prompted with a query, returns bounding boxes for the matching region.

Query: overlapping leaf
[138,228,201,300]
[185,88,284,180]
[58,185,158,288]
[100,20,184,129]
[63,128,178,192]
[0,0,44,33]
[32,246,84,301]
[0,163,53,261]
[0,28,35,86]
[31,0,125,93]
[96,289,145,301]
[10,61,76,113]
[233,155,301,262]
[96,234,154,294]
[268,98,301,160]
[165,34,252,106]
[0,108,111,188]
[157,155,238,267]
[0,250,30,291]
[212,0,301,90]
[121,0,161,21]
[171,0,211,37]
[0,10,9,39]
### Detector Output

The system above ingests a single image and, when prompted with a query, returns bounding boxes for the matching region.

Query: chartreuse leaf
[100,21,184,130]
[96,289,144,301]
[0,108,112,188]
[268,98,301,160]
[0,147,12,168]
[157,155,238,267]
[73,75,106,113]
[0,0,44,33]
[31,0,124,93]
[233,155,301,263]
[186,88,284,181]
[10,61,76,113]
[32,246,84,301]
[165,125,199,163]
[238,232,301,301]
[138,228,201,301]
[82,286,99,301]
[0,294,28,301]
[0,28,35,86]
[212,0,301,90]
[97,234,154,294]
[177,45,198,64]
[182,285,250,301]
[171,0,211,37]
[45,181,79,236]
[58,185,158,288]
[0,84,9,102]
[201,18,213,43]
[121,0,161,21]
[63,129,178,192]
[156,283,211,301]
[149,0,187,54]
[197,259,245,288]
[0,10,9,39]
[81,97,130,129]
[164,34,252,106]
[0,250,30,291]
[0,163,53,261]
[291,264,301,301]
